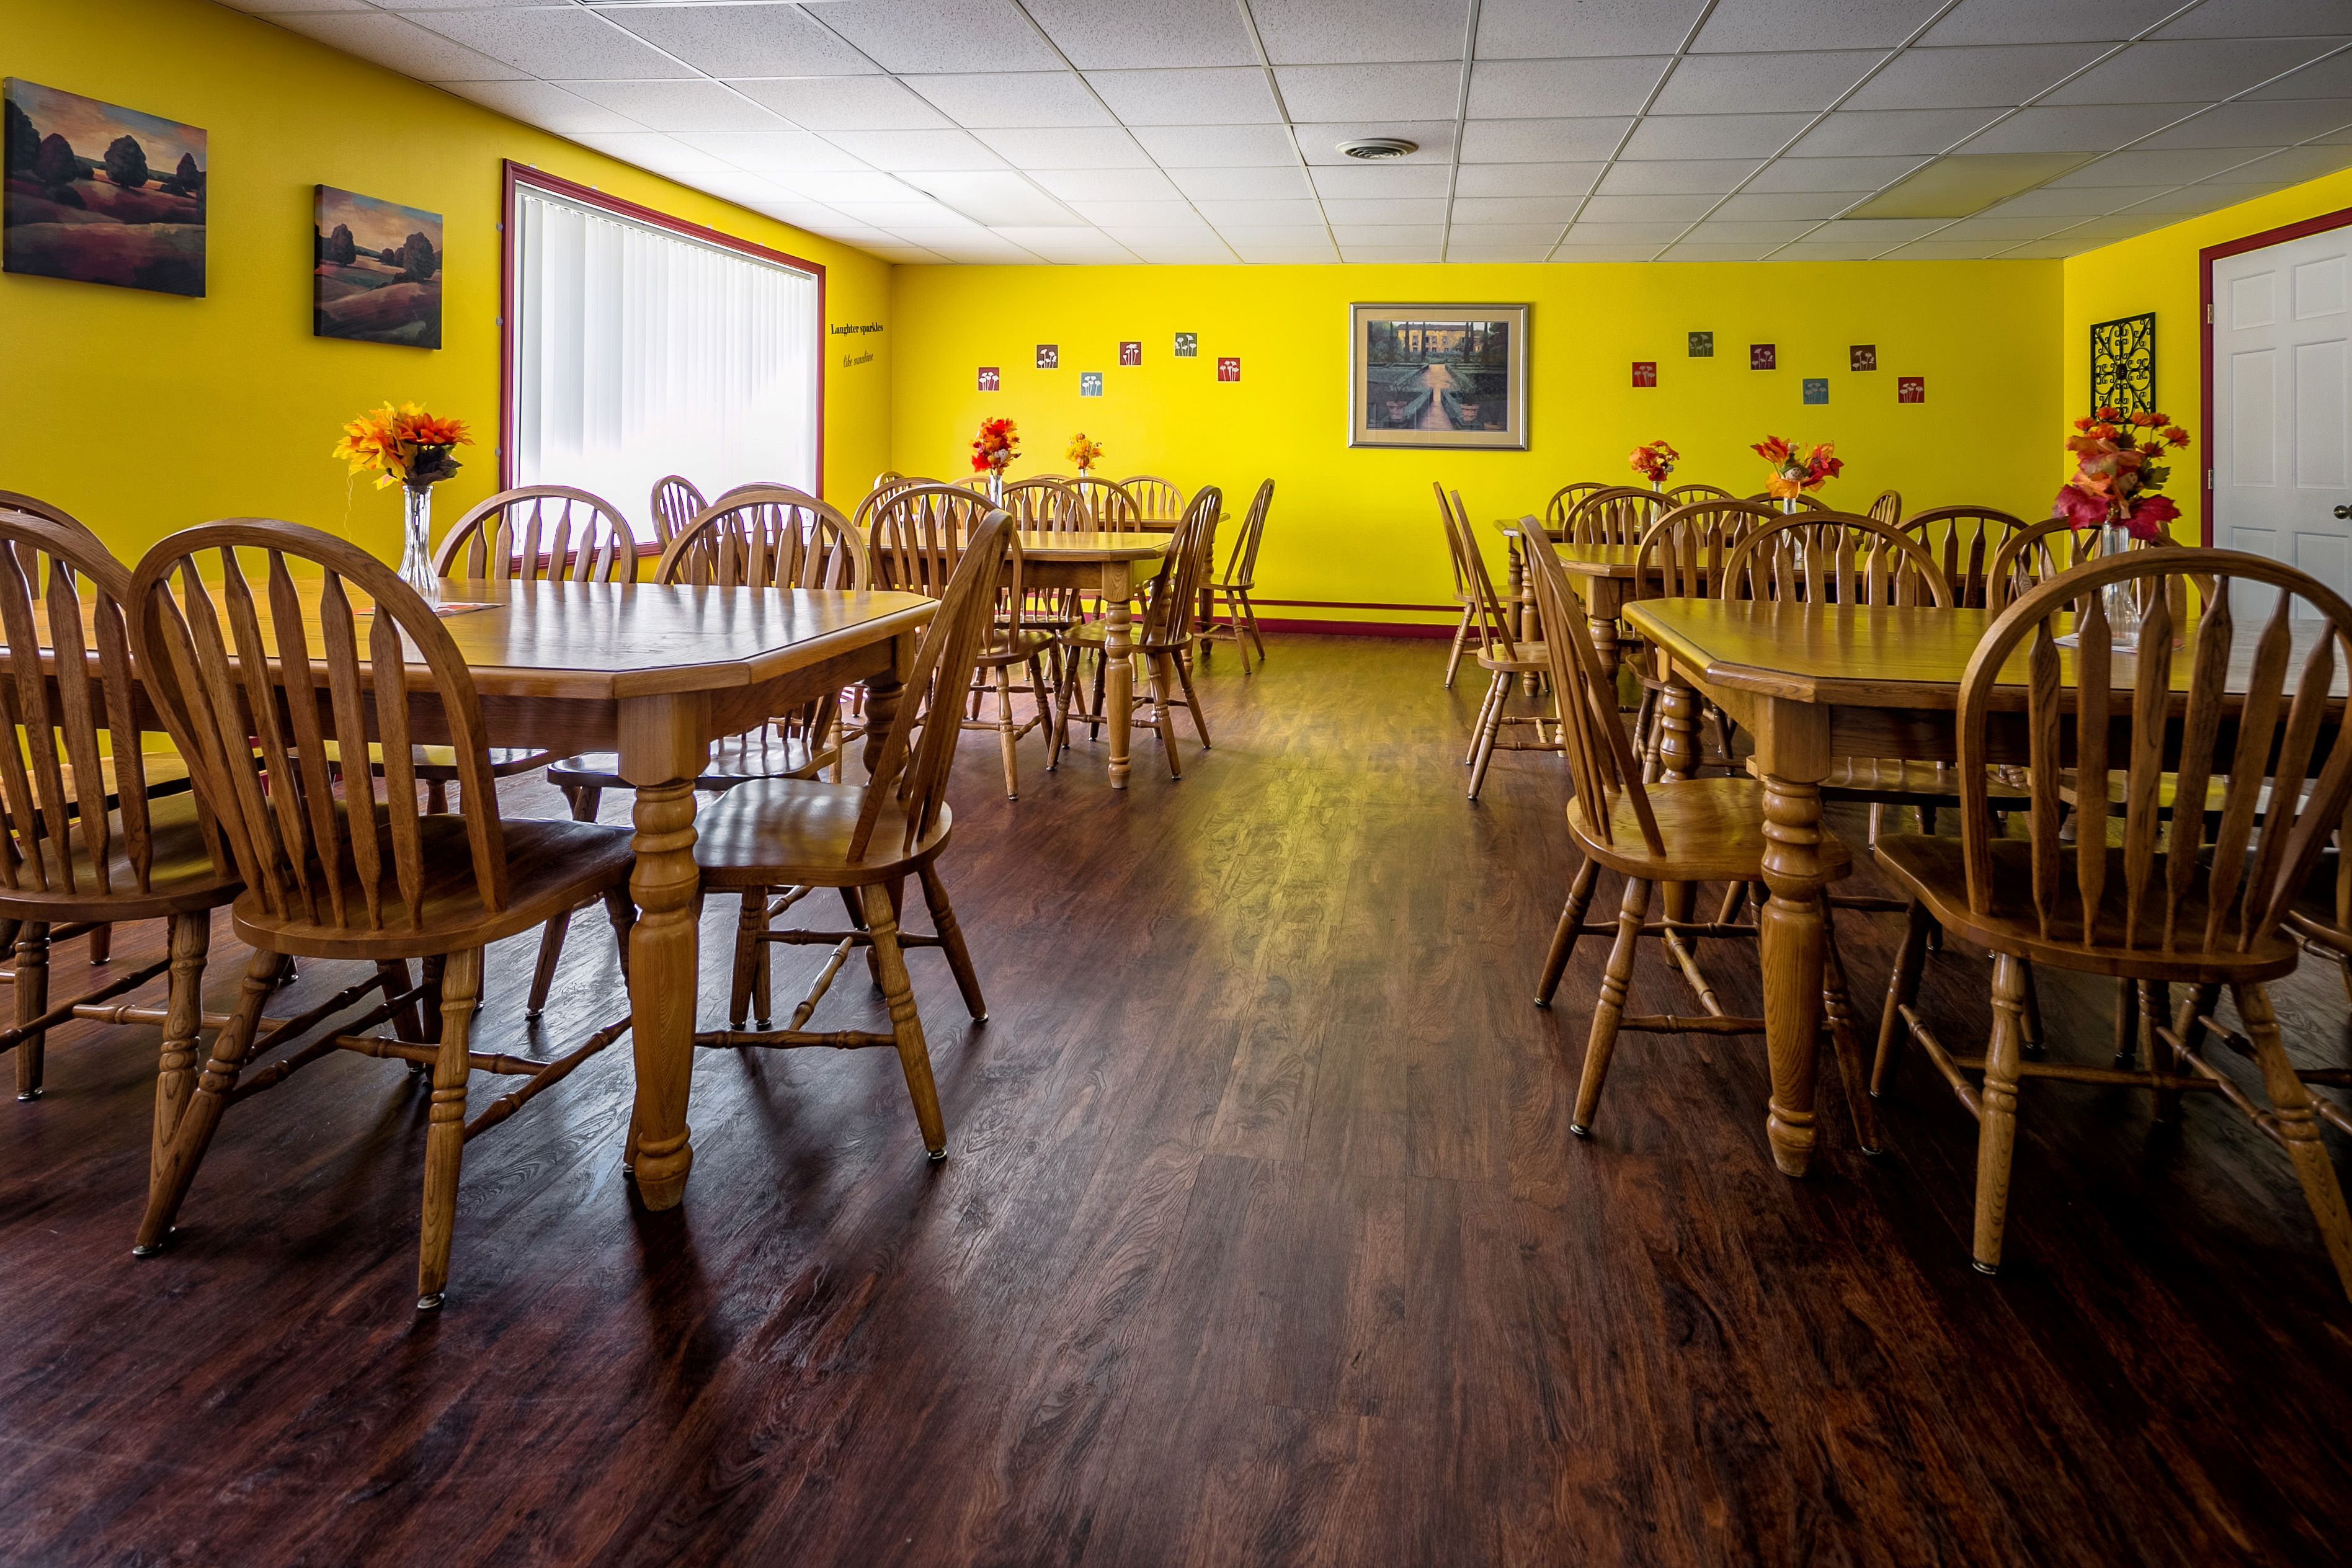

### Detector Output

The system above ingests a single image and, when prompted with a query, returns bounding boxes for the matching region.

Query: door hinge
[2208,468,2215,487]
[2206,301,2214,324]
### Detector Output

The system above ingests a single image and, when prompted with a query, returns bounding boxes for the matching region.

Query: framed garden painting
[313,185,442,347]
[3,78,206,296]
[1349,302,1526,450]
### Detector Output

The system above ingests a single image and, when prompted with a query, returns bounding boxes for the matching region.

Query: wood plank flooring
[2,634,2349,1566]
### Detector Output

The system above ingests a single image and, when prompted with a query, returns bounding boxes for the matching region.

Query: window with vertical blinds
[508,180,820,517]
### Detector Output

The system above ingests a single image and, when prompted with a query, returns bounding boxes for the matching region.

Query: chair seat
[313,739,553,781]
[1475,642,1552,674]
[1062,619,1188,655]
[693,778,952,888]
[1567,774,1856,883]
[0,787,239,921]
[548,729,826,794]
[1873,833,2302,984]
[1744,755,2033,806]
[979,626,1059,665]
[229,815,634,960]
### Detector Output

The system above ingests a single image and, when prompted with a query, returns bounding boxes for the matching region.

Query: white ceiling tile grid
[244,0,2351,264]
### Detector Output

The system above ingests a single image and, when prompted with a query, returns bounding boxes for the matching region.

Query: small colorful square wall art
[1850,344,1877,372]
[3,78,207,296]
[314,185,442,348]
[1216,356,1241,382]
[1631,361,1657,388]
[1035,344,1058,368]
[1750,343,1776,370]
[977,366,1000,391]
[1174,331,1198,357]
[1802,378,1829,405]
[1688,331,1713,357]
[1119,340,1141,366]
[1080,371,1102,396]
[1897,376,1925,403]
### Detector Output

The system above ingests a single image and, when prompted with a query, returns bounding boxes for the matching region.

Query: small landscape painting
[314,185,442,348]
[3,78,206,296]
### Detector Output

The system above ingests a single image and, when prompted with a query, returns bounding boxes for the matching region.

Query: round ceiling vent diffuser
[1337,138,1418,161]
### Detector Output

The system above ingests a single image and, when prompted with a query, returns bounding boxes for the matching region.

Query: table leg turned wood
[617,692,710,1211]
[1103,559,1136,790]
[863,630,916,779]
[1752,699,1833,1178]
[1655,677,1701,928]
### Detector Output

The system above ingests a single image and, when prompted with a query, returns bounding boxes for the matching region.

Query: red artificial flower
[2162,425,2190,447]
[2052,483,2109,530]
[2124,493,2179,539]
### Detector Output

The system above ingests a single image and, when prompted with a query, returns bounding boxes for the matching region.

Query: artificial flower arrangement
[332,401,471,491]
[971,417,1020,474]
[1067,432,1104,474]
[2052,406,2191,540]
[1752,435,1842,499]
[1629,439,1679,486]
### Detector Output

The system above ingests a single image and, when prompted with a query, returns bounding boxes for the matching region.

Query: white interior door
[2214,225,2352,615]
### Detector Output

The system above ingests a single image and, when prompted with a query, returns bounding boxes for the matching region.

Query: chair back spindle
[1902,505,2029,608]
[435,486,636,585]
[1221,479,1275,589]
[1633,498,1777,601]
[1721,512,1953,608]
[656,487,870,590]
[1120,475,1186,524]
[1543,482,1610,531]
[648,476,708,550]
[1564,486,1667,546]
[1523,519,1662,855]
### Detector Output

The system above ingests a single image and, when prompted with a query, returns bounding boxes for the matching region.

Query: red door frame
[498,160,828,497]
[2199,202,2352,546]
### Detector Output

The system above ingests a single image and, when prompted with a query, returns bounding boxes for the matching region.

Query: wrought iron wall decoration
[2089,311,2155,415]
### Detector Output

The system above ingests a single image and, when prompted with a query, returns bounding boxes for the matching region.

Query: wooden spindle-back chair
[1745,492,1830,511]
[127,521,638,1309]
[852,473,929,535]
[648,474,707,551]
[1902,505,2030,608]
[1054,489,1223,781]
[1543,482,1610,532]
[999,476,1090,532]
[1069,476,1144,532]
[1867,489,1904,527]
[688,511,1013,1151]
[434,485,637,584]
[1120,474,1186,523]
[1522,519,1876,1151]
[1720,512,1953,608]
[656,486,869,590]
[1664,483,1735,505]
[1563,486,1668,547]
[1443,492,1557,800]
[1201,478,1274,670]
[0,510,239,1114]
[1872,551,2352,1298]
[1623,499,1778,770]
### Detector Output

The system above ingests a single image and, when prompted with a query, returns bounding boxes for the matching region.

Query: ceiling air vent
[1338,138,1418,161]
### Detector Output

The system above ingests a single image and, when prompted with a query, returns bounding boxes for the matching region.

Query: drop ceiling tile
[906,73,1118,130]
[586,4,881,78]
[1459,118,1631,162]
[2049,147,2261,184]
[1340,245,1448,261]
[1466,57,1673,118]
[407,7,693,79]
[1167,166,1316,199]
[2180,179,2297,211]
[1229,244,1341,262]
[1329,225,1447,245]
[1930,215,2067,239]
[762,169,927,203]
[976,128,1154,167]
[2044,38,2348,105]
[1564,220,1698,243]
[1067,199,1211,226]
[827,200,982,229]
[1790,109,2007,157]
[2044,216,2168,246]
[864,244,948,263]
[1596,159,1763,195]
[1132,123,1300,166]
[1552,243,1670,261]
[676,170,796,205]
[1578,193,1717,221]
[746,199,858,229]
[1747,154,1932,190]
[1922,0,2178,47]
[1445,222,1570,244]
[1653,50,1888,113]
[1882,240,2013,257]
[1276,63,1463,123]
[672,130,876,173]
[907,233,1043,261]
[221,0,372,11]
[2224,143,2352,184]
[1193,198,1328,225]
[1295,122,1459,164]
[566,80,793,133]
[2160,1,2352,39]
[566,132,737,174]
[1660,241,1784,260]
[1621,114,1814,161]
[1680,218,1821,243]
[1454,163,1605,196]
[2103,185,2243,216]
[1321,197,1451,224]
[1772,241,1900,259]
[1809,217,1955,241]
[1102,229,1237,259]
[2247,50,2352,100]
[1476,0,1711,59]
[1444,243,1557,261]
[1084,68,1283,125]
[731,77,953,131]
[822,129,1008,171]
[1309,163,1453,198]
[1961,102,2207,153]
[994,228,1141,262]
[1691,0,1949,52]
[899,169,1084,223]
[1713,190,1869,218]
[1449,195,1584,223]
[1982,184,2168,215]
[1020,0,1261,68]
[272,12,528,81]
[1995,238,2103,257]
[1249,0,1466,66]
[1215,224,1340,244]
[1031,166,1185,200]
[808,0,1065,74]
[1845,43,2111,110]
[2136,99,2352,148]
[439,79,642,133]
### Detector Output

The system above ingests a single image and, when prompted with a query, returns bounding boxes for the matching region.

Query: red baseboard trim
[1254,617,1456,639]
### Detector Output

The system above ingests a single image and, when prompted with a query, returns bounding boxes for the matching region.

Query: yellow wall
[1,0,893,565]
[2063,167,2352,545]
[890,261,2061,625]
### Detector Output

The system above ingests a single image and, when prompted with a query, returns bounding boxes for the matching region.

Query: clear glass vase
[2099,520,2140,649]
[399,483,440,605]
[987,468,1004,505]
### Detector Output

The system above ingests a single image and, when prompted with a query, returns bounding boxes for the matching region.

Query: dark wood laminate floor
[4,635,2350,1567]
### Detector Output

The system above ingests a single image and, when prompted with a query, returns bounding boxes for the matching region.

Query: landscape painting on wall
[314,186,442,348]
[1349,303,1527,450]
[2,78,206,296]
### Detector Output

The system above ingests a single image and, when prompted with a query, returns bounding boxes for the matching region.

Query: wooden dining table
[1009,530,1172,790]
[1622,595,2348,1180]
[63,572,937,1212]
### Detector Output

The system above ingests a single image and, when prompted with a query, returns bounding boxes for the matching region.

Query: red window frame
[498,160,829,497]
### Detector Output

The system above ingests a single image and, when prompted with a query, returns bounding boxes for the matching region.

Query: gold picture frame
[1348,302,1528,450]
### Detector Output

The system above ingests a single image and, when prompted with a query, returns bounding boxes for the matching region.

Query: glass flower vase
[987,468,1004,505]
[2099,521,2140,649]
[399,483,440,605]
